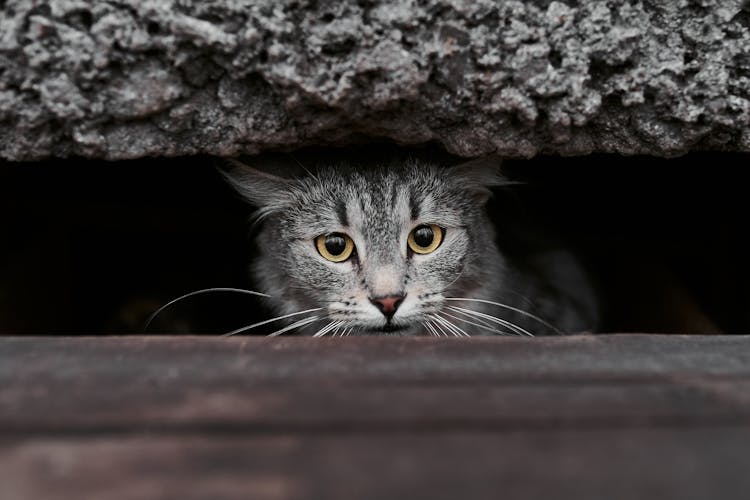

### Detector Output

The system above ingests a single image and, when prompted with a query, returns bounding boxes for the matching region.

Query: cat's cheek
[284,246,352,295]
[411,245,469,297]
[443,228,470,253]
[315,258,359,277]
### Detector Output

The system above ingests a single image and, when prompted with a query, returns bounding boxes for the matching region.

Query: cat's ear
[221,159,291,214]
[451,155,509,205]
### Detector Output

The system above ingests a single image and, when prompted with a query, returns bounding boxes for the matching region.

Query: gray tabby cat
[224,157,598,336]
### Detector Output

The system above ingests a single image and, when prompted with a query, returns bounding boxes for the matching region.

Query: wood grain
[2,335,749,499]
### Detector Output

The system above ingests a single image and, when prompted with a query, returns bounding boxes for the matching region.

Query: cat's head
[224,157,508,335]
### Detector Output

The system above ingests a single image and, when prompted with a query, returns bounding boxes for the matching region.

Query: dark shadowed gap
[0,146,748,335]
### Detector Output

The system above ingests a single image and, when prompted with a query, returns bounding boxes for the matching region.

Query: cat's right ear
[451,155,511,205]
[221,159,291,215]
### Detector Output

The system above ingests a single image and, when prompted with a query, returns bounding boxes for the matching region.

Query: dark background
[1,146,748,334]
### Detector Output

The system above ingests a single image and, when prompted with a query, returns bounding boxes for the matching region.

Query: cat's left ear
[220,159,292,215]
[451,155,509,205]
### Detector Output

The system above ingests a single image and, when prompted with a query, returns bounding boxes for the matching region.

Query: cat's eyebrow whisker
[447,306,533,337]
[444,297,561,334]
[441,309,511,336]
[222,307,323,336]
[434,313,470,337]
[145,287,272,332]
[267,315,322,337]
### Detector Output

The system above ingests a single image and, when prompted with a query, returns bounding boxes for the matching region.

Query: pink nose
[370,295,405,319]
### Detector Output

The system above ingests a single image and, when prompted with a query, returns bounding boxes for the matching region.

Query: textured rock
[1,0,749,160]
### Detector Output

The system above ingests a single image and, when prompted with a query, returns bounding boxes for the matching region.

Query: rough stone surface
[1,0,749,160]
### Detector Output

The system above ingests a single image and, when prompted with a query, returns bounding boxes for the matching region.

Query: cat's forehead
[282,165,468,234]
[289,169,407,228]
[347,175,410,233]
[311,166,438,203]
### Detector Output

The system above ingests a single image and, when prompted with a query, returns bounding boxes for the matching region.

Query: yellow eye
[408,224,443,254]
[315,233,355,262]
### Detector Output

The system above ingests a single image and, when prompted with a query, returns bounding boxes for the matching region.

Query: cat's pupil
[325,234,347,256]
[413,226,434,247]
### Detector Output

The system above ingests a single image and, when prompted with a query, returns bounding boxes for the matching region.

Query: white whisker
[222,307,323,336]
[448,306,534,337]
[146,288,271,331]
[431,315,456,337]
[421,320,438,337]
[313,320,344,338]
[335,324,350,337]
[445,297,561,334]
[445,307,495,329]
[428,321,440,337]
[434,313,470,337]
[267,315,322,337]
[311,321,334,338]
[331,322,343,337]
[446,306,528,336]
[430,315,459,337]
[432,314,469,337]
[430,317,450,337]
[442,309,511,336]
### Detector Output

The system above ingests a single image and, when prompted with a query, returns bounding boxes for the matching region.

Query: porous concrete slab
[1,0,749,160]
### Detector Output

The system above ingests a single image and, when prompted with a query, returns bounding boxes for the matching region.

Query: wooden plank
[2,428,750,500]
[2,336,750,431]
[2,335,750,499]
[3,335,750,382]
